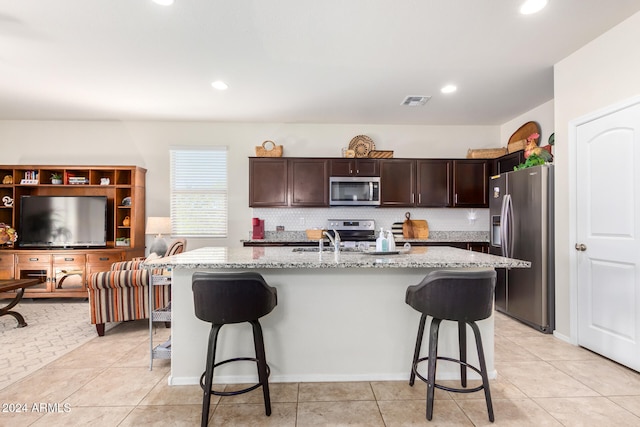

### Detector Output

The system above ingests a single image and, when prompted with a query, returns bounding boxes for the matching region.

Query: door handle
[575,243,587,251]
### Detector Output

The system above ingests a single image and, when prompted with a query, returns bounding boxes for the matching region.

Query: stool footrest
[199,357,271,396]
[412,356,485,394]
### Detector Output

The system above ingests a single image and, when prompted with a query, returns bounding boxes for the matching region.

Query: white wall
[554,11,640,338]
[1,121,499,250]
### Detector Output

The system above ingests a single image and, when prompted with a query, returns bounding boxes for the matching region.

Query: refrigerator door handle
[505,194,515,259]
[499,194,509,257]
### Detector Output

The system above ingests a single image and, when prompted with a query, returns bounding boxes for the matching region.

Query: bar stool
[405,269,496,422]
[192,272,278,427]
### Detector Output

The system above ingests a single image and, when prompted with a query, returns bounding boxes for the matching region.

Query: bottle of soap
[387,230,396,251]
[381,228,389,252]
[376,227,386,252]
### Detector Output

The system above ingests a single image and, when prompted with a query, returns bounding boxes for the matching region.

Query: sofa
[87,239,186,336]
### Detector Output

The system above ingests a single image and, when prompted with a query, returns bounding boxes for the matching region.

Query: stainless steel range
[326,219,376,242]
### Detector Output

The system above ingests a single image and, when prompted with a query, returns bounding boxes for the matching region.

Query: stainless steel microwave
[329,177,381,206]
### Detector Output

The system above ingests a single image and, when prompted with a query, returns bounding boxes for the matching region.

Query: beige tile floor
[2,312,640,426]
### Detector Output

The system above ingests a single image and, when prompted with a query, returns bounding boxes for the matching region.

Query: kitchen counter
[149,245,525,270]
[242,230,489,245]
[145,246,528,386]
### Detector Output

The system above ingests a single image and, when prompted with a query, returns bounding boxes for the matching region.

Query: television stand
[0,165,146,299]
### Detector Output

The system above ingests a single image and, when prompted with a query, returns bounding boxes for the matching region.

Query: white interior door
[575,101,640,371]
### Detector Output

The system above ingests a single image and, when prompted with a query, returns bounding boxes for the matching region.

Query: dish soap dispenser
[376,227,387,252]
[387,230,396,251]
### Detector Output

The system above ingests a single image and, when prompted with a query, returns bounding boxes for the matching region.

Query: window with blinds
[170,146,228,237]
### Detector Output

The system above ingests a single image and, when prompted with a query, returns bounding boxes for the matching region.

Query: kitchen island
[144,246,529,386]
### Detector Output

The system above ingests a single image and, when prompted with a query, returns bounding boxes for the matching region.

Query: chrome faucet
[323,230,341,253]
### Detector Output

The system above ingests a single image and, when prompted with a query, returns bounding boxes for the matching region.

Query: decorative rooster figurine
[523,132,553,161]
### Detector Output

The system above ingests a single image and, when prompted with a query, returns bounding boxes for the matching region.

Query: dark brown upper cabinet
[329,158,379,177]
[289,158,328,207]
[380,159,415,206]
[452,159,489,207]
[249,158,288,207]
[416,159,452,207]
[492,150,524,175]
[249,158,329,207]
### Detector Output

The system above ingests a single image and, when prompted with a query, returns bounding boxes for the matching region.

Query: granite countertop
[243,230,489,244]
[143,246,529,270]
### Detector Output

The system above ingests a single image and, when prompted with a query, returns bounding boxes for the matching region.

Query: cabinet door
[494,151,524,175]
[0,253,14,280]
[329,159,354,177]
[354,159,379,176]
[53,254,86,292]
[289,159,328,206]
[380,159,415,206]
[467,243,489,253]
[16,254,52,293]
[453,160,489,207]
[249,158,288,207]
[86,252,124,278]
[416,160,452,207]
[329,159,379,176]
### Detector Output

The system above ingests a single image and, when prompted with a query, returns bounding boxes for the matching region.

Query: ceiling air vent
[401,96,431,106]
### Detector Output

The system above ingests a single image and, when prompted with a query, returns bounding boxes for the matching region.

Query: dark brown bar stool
[405,269,496,422]
[192,272,278,427]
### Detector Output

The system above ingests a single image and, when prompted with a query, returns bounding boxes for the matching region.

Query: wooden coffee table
[0,279,41,327]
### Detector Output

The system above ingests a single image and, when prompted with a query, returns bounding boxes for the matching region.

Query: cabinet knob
[29,257,39,261]
[99,257,109,261]
[64,257,74,261]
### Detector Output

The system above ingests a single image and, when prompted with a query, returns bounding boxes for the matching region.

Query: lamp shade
[146,217,171,237]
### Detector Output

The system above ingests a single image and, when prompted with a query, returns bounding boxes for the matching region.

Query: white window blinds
[170,146,228,237]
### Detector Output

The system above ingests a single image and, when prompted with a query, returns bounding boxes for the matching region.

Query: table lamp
[146,217,171,256]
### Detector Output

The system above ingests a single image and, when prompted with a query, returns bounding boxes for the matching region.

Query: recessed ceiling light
[153,0,174,5]
[441,85,457,94]
[211,81,229,91]
[520,0,548,15]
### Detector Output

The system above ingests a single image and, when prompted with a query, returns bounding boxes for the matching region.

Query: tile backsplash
[252,207,489,233]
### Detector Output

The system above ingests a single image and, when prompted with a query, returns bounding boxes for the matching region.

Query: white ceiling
[1,0,640,125]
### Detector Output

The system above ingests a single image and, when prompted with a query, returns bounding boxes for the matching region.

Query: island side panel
[169,267,495,385]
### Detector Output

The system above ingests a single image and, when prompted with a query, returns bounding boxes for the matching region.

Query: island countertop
[145,245,529,386]
[144,245,530,270]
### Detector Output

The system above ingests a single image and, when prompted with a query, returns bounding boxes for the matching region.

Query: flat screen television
[18,195,108,248]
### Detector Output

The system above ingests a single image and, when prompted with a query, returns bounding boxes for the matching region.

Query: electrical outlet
[299,217,305,226]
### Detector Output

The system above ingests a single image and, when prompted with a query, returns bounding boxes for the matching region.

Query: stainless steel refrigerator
[489,164,554,333]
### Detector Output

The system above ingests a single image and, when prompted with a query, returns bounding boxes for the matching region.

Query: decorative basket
[507,139,527,153]
[305,229,325,240]
[466,147,508,159]
[368,150,394,158]
[255,140,283,157]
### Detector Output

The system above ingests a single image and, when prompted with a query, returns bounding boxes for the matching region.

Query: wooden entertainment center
[0,165,146,298]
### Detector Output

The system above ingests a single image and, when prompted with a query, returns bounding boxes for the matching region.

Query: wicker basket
[368,150,394,158]
[466,147,508,159]
[507,139,527,153]
[255,140,283,157]
[306,229,325,240]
